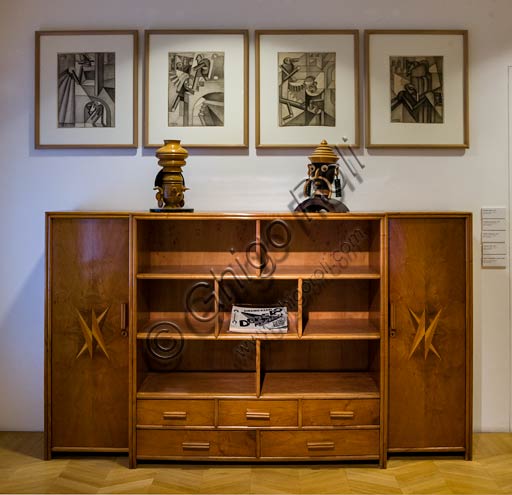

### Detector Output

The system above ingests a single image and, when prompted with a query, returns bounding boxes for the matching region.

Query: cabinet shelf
[136,315,216,339]
[270,265,381,279]
[137,265,258,279]
[136,266,380,280]
[302,318,380,339]
[218,311,299,339]
[137,372,257,399]
[261,372,380,399]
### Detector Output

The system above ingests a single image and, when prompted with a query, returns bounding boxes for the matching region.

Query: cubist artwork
[57,52,115,128]
[168,52,225,127]
[278,52,335,127]
[390,56,444,124]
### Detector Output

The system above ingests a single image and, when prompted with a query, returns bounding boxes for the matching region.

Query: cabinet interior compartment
[137,340,257,398]
[136,219,259,275]
[260,340,380,398]
[259,219,381,276]
[218,278,299,336]
[136,279,216,337]
[302,279,381,338]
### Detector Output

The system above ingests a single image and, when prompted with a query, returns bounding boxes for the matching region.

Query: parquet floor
[0,432,511,493]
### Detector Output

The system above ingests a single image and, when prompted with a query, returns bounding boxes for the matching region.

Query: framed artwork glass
[365,30,469,148]
[256,30,360,149]
[35,30,138,148]
[144,30,248,148]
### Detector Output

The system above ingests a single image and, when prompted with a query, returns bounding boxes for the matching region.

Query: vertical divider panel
[214,278,220,338]
[298,278,303,338]
[255,219,262,277]
[465,214,473,460]
[380,216,388,468]
[44,215,52,460]
[129,215,137,468]
[256,339,261,397]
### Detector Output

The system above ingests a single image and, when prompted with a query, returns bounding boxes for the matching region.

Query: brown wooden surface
[137,372,257,398]
[137,399,215,427]
[302,399,380,426]
[261,372,380,398]
[47,216,129,450]
[136,219,258,273]
[302,318,380,339]
[388,216,470,451]
[260,430,380,457]
[218,400,298,427]
[261,340,371,371]
[45,212,474,465]
[137,429,257,457]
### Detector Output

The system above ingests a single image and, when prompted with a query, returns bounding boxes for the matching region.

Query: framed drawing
[144,30,248,148]
[35,30,138,148]
[365,30,469,148]
[256,30,360,149]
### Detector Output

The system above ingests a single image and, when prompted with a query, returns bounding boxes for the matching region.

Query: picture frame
[256,30,360,149]
[35,30,138,149]
[365,30,469,149]
[144,29,248,148]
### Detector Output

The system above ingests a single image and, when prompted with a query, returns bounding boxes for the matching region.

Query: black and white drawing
[229,305,288,333]
[390,56,443,124]
[168,51,224,127]
[278,52,335,127]
[57,52,115,128]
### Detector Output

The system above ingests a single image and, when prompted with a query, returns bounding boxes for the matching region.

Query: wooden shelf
[137,265,259,279]
[137,315,216,338]
[260,372,380,398]
[138,372,257,398]
[137,265,380,280]
[302,318,380,339]
[270,265,380,279]
[218,311,299,339]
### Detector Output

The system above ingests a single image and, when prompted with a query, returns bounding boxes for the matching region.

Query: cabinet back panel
[261,341,369,371]
[141,340,256,372]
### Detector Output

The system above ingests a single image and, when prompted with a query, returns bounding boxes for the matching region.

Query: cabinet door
[388,216,471,453]
[47,216,129,453]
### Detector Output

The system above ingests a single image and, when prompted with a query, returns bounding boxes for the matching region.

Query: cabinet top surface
[46,211,472,219]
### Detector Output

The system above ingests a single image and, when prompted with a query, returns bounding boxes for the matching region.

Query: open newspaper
[229,305,288,333]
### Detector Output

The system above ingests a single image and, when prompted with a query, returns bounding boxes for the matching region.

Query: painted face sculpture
[295,139,349,213]
[303,140,341,199]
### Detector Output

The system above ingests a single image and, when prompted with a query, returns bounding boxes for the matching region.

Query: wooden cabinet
[132,213,386,466]
[388,214,472,458]
[45,214,130,457]
[45,211,472,466]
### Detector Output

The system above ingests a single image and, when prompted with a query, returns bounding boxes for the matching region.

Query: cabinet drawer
[137,400,214,426]
[302,399,379,426]
[218,400,297,427]
[260,430,379,458]
[137,430,256,458]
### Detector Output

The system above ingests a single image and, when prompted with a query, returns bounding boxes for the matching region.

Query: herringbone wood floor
[0,433,511,493]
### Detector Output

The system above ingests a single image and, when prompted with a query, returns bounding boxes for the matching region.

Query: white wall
[0,0,511,432]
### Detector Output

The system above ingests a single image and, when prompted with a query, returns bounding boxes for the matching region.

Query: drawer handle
[162,411,187,420]
[330,410,355,420]
[307,441,335,451]
[182,441,210,451]
[246,409,270,420]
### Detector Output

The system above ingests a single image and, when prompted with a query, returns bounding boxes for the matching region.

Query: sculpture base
[295,197,349,213]
[150,207,194,213]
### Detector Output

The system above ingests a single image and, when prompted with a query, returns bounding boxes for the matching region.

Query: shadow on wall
[0,255,45,432]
